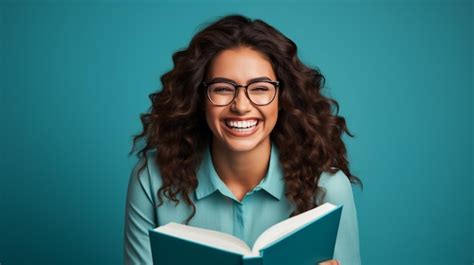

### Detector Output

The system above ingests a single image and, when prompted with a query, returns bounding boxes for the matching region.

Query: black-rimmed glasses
[202,79,279,106]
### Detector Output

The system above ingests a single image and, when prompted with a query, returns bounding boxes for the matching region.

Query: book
[149,202,343,265]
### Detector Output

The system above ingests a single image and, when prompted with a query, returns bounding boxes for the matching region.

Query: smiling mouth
[224,119,259,132]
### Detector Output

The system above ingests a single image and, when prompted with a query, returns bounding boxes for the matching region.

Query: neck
[211,138,271,193]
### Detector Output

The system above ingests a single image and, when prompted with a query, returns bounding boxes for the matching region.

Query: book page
[154,222,253,256]
[250,202,336,256]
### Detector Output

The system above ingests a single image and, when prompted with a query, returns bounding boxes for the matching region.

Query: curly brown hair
[129,14,362,224]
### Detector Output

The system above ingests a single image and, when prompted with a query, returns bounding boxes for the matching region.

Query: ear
[200,88,207,111]
[278,95,282,111]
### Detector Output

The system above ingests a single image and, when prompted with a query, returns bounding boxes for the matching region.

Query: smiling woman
[125,14,362,265]
[204,47,279,153]
[204,47,281,200]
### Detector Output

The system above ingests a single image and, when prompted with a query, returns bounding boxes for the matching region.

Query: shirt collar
[195,142,285,201]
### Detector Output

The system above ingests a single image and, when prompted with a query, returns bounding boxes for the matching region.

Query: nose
[230,87,252,113]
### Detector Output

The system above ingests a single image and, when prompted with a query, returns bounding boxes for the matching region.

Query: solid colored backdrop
[1,0,472,264]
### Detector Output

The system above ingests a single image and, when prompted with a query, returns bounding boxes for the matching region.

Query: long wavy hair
[130,14,362,224]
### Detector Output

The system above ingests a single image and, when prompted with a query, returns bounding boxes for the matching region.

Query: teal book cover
[149,203,343,265]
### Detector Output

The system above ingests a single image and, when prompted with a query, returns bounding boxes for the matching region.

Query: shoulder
[318,168,351,191]
[130,151,156,179]
[317,168,354,205]
[127,150,163,200]
[319,169,361,264]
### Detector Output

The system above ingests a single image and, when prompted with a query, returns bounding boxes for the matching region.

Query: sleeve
[123,157,157,265]
[318,170,361,265]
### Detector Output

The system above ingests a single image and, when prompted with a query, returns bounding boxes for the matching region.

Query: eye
[209,83,235,94]
[251,86,269,91]
[213,87,234,92]
[249,82,273,92]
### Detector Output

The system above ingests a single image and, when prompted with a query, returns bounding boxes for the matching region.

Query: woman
[124,14,362,265]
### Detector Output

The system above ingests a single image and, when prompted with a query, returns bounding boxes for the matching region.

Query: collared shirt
[124,142,361,264]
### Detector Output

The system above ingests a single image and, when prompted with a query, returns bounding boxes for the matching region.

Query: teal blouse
[124,142,361,264]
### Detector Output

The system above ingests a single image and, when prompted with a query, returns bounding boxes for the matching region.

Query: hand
[319,259,340,265]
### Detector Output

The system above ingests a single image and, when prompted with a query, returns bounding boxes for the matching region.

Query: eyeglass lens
[207,81,276,105]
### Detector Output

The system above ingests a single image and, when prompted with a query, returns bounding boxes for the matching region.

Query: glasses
[202,79,280,106]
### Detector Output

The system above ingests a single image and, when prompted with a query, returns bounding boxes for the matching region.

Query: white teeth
[225,119,258,128]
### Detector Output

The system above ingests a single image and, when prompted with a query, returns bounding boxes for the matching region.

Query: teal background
[0,0,472,264]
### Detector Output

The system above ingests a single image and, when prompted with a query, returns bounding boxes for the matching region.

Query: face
[204,46,279,153]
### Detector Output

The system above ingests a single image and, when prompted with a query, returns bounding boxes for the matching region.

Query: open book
[149,202,343,265]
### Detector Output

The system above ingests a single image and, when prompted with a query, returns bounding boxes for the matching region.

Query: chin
[226,142,259,153]
[218,136,267,153]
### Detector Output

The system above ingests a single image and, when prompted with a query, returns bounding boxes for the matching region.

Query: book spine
[242,256,263,265]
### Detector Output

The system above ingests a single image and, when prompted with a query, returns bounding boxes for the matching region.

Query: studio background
[1,0,472,264]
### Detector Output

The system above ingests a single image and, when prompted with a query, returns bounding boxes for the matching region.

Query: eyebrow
[207,76,273,84]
